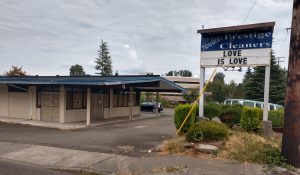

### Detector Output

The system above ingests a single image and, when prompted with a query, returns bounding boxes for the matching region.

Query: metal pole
[282,0,300,167]
[199,67,205,117]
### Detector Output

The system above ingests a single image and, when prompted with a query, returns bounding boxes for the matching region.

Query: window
[255,103,262,108]
[232,101,239,105]
[112,89,140,107]
[8,85,28,92]
[103,89,109,108]
[113,89,129,107]
[134,91,140,106]
[269,105,275,110]
[243,101,254,107]
[225,101,231,105]
[66,88,87,110]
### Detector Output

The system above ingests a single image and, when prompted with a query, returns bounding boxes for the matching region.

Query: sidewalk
[0,113,159,131]
[0,141,274,175]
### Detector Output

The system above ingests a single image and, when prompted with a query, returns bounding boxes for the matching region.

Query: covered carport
[0,75,186,127]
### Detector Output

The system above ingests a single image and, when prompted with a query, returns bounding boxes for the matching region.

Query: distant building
[161,76,200,103]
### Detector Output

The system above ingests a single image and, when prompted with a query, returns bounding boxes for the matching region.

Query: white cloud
[0,0,294,83]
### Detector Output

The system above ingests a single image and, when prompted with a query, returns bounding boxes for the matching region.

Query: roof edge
[197,21,275,34]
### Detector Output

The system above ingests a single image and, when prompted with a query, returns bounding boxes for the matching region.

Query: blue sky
[0,0,293,83]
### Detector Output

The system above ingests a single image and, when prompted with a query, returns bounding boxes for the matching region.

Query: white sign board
[200,29,273,67]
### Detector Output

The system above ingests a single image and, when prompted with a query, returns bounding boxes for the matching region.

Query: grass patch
[160,136,186,154]
[220,131,293,169]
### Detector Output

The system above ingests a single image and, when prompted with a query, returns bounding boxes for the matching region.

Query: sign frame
[197,22,275,124]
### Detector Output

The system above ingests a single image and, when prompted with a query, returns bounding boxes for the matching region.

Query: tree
[165,70,177,76]
[5,66,27,76]
[115,70,119,76]
[243,52,287,105]
[183,87,199,103]
[95,40,113,76]
[206,72,227,103]
[70,64,85,76]
[165,70,192,77]
[178,70,192,77]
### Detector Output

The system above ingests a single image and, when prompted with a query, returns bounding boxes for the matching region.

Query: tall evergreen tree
[243,52,287,105]
[70,64,85,76]
[95,40,113,76]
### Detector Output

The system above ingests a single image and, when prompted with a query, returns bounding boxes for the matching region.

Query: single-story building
[0,75,185,125]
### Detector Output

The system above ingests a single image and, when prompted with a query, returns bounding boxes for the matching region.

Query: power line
[242,0,258,24]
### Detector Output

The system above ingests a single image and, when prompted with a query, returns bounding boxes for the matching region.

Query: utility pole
[281,0,300,167]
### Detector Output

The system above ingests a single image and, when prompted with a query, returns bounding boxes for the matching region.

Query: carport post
[86,88,91,126]
[129,87,133,120]
[156,92,159,117]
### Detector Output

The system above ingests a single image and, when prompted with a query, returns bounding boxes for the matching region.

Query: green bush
[188,121,229,141]
[174,104,197,134]
[220,105,243,128]
[240,107,263,132]
[186,125,204,142]
[204,103,222,119]
[268,110,284,127]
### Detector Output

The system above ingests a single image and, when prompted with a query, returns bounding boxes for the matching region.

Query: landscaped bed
[159,103,294,173]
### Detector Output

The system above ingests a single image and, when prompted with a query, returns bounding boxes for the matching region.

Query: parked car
[140,102,163,112]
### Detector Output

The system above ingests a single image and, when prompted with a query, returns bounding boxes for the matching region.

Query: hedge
[174,104,197,134]
[268,109,284,127]
[240,107,263,132]
[204,103,222,119]
[220,105,243,127]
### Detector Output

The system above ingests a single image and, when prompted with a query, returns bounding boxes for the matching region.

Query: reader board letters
[200,29,273,67]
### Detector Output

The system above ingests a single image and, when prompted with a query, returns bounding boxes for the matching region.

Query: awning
[0,75,187,93]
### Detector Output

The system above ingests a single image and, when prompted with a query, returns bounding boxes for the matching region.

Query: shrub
[186,125,204,142]
[188,121,229,141]
[268,110,284,127]
[161,136,186,154]
[174,104,197,134]
[220,105,243,128]
[204,103,222,119]
[240,107,262,132]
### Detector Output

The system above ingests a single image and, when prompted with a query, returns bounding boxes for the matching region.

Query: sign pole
[262,65,272,138]
[199,67,205,117]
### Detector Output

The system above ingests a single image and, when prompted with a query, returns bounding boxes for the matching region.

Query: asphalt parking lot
[0,109,175,157]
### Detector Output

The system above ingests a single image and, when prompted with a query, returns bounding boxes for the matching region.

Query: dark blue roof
[0,75,186,92]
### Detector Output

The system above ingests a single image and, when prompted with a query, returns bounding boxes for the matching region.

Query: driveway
[0,108,175,157]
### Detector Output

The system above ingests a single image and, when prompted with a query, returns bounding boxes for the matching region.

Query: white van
[224,99,284,111]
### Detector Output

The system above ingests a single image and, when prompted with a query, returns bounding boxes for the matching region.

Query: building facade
[0,75,185,125]
[160,76,199,103]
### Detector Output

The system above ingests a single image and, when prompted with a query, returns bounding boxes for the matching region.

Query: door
[91,94,103,119]
[41,92,60,122]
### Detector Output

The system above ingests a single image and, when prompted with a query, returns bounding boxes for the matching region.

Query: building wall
[8,92,30,119]
[0,85,8,117]
[65,109,87,123]
[110,106,140,118]
[0,85,141,123]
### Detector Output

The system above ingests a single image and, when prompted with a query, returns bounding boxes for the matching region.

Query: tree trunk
[281,0,300,167]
